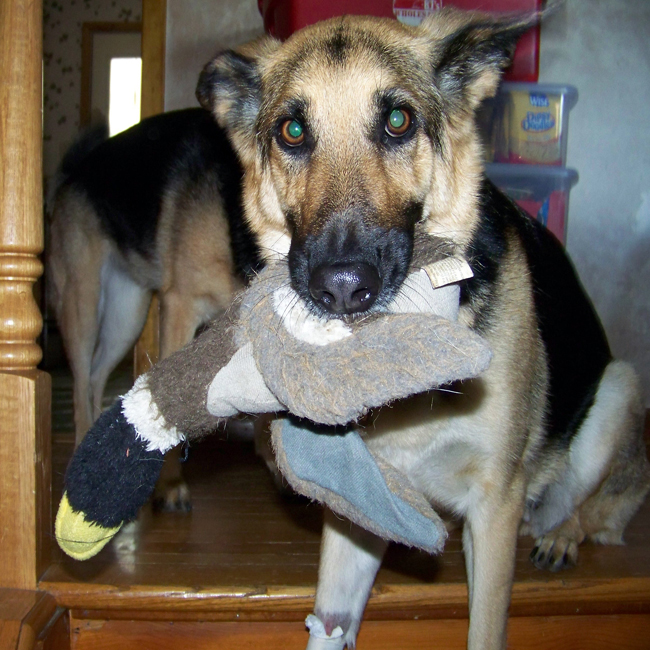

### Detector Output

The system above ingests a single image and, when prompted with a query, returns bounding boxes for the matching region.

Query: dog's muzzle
[289,207,416,318]
[308,262,381,315]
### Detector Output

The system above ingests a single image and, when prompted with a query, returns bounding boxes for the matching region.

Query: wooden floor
[38,364,650,647]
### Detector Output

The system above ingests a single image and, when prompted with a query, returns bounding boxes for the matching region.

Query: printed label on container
[529,93,550,108]
[508,90,563,165]
[521,111,555,132]
[393,0,443,26]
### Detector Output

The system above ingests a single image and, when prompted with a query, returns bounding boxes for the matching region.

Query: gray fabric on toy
[273,417,447,553]
[205,257,490,426]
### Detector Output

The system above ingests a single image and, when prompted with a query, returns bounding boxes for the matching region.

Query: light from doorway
[109,57,142,136]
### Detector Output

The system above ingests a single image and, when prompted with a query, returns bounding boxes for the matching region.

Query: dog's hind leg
[310,510,387,649]
[90,254,152,423]
[529,360,650,571]
[158,290,208,359]
[49,207,107,443]
[152,282,240,512]
[151,215,241,511]
[58,272,100,443]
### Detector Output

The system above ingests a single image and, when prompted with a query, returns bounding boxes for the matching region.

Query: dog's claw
[530,534,578,571]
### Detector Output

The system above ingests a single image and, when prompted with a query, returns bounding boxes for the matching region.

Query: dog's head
[197,9,533,317]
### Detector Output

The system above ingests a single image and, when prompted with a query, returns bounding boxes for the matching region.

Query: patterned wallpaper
[43,0,142,180]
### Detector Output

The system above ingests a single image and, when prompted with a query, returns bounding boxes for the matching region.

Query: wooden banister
[0,0,44,372]
[0,0,51,590]
[0,255,43,370]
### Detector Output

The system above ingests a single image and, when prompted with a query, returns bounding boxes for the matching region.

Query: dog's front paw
[530,523,586,572]
[530,535,578,572]
[152,479,192,513]
[151,445,192,513]
[529,514,586,572]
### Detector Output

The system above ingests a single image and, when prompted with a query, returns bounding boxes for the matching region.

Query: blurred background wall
[539,0,650,405]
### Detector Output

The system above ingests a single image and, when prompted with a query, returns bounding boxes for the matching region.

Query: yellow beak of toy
[55,492,122,561]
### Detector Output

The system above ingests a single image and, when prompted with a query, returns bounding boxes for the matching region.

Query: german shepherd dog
[196,9,650,649]
[48,108,261,510]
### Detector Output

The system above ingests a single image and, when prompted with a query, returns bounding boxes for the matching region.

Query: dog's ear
[196,36,280,163]
[423,8,538,113]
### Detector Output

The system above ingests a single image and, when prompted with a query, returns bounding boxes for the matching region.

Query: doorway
[80,22,143,132]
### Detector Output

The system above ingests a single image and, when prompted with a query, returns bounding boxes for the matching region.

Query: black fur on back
[58,120,109,182]
[48,120,109,212]
[462,180,612,447]
[61,108,262,281]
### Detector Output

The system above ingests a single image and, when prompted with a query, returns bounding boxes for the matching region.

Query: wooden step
[39,420,650,647]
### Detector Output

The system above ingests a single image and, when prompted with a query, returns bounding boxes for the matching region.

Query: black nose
[308,262,381,315]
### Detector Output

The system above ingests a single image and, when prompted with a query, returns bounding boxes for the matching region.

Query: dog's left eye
[280,119,305,147]
[385,109,411,137]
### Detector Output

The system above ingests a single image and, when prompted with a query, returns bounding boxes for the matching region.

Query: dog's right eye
[385,109,411,137]
[280,119,305,147]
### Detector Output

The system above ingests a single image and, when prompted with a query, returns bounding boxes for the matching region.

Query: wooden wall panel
[0,590,59,650]
[68,615,650,650]
[140,0,166,119]
[40,610,71,650]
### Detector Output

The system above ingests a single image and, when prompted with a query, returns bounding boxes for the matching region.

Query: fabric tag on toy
[386,269,460,322]
[423,255,474,288]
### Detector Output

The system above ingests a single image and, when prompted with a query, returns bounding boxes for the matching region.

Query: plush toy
[55,231,492,561]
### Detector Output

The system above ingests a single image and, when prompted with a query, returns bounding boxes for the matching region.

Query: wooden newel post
[0,0,52,589]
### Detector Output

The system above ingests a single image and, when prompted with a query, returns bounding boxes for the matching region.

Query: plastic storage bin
[485,163,578,245]
[258,0,542,82]
[479,83,578,166]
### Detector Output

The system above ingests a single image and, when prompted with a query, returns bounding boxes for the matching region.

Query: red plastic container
[485,163,578,244]
[258,0,541,82]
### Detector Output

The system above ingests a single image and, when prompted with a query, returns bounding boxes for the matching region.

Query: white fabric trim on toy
[273,284,353,346]
[305,614,345,650]
[122,374,185,453]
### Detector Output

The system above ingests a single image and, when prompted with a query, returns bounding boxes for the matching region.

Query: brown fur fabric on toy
[224,262,492,426]
[136,229,493,438]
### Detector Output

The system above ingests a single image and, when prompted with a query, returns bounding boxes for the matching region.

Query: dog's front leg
[463,476,526,650]
[310,509,387,649]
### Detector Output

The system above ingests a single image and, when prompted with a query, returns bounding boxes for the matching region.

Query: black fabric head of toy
[65,400,165,528]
